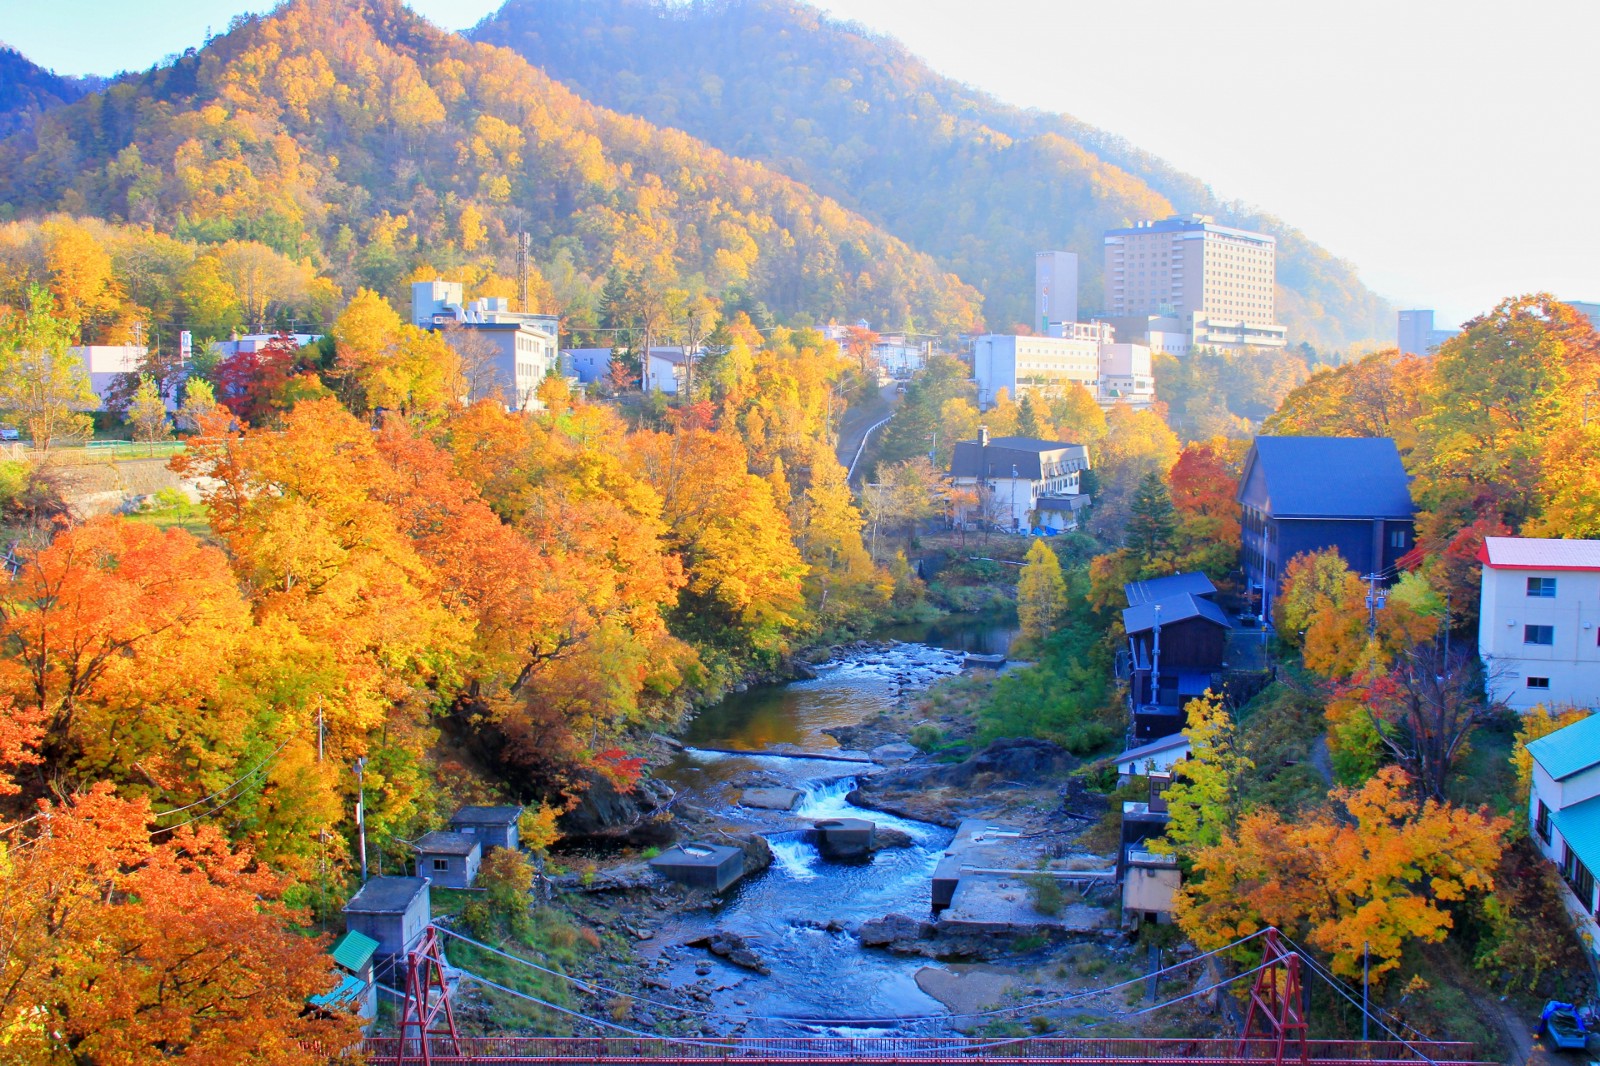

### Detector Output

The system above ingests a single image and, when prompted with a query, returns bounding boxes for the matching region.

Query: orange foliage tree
[0,785,360,1063]
[1176,766,1506,981]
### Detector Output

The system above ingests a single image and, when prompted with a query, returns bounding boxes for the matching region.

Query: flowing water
[646,618,1016,1033]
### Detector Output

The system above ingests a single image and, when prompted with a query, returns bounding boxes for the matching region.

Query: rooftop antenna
[516,230,531,312]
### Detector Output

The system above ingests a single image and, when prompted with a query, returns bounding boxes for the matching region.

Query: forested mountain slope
[0,0,981,332]
[0,47,100,138]
[474,0,1390,350]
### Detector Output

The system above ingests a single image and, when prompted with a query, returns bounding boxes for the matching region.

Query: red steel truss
[393,926,461,1065]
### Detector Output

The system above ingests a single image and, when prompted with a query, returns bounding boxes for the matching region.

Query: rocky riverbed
[485,634,1228,1042]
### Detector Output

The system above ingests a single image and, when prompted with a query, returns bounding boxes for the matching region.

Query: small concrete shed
[414,831,482,889]
[449,805,524,852]
[342,876,431,968]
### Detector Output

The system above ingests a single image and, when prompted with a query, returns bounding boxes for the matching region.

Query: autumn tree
[0,285,95,448]
[1016,540,1068,646]
[125,375,171,445]
[1176,767,1506,981]
[1090,402,1179,540]
[1262,349,1429,455]
[1350,640,1498,800]
[1158,691,1252,855]
[0,785,360,1063]
[843,324,879,377]
[1168,440,1242,579]
[176,376,219,433]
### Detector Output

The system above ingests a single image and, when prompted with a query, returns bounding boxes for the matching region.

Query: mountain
[0,0,981,333]
[472,0,1391,351]
[0,47,101,138]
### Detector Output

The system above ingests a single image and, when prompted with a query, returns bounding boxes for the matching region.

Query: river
[645,618,1017,1035]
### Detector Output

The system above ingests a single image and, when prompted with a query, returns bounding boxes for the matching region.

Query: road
[836,381,901,485]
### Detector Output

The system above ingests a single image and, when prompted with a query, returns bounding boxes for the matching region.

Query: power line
[433,924,1270,1026]
[153,737,291,819]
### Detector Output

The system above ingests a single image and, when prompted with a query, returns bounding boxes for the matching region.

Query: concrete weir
[648,842,746,893]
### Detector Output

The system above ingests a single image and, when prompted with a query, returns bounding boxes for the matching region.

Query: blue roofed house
[1527,713,1600,967]
[1237,437,1416,620]
[1120,572,1230,742]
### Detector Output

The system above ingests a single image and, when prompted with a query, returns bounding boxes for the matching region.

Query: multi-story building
[947,428,1091,533]
[1237,436,1415,619]
[1397,309,1460,356]
[411,280,559,410]
[1035,251,1079,333]
[1103,215,1285,351]
[1525,713,1600,965]
[68,345,145,408]
[1478,537,1600,712]
[972,332,1101,408]
[1097,342,1155,409]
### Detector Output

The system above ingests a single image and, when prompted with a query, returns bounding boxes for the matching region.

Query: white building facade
[1526,714,1600,968]
[1478,537,1600,712]
[972,333,1100,409]
[412,280,559,410]
[947,431,1091,533]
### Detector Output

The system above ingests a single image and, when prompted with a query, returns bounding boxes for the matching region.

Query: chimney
[979,425,990,448]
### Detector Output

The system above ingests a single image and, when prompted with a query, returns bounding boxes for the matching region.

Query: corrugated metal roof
[329,929,379,972]
[1528,713,1600,780]
[1553,794,1600,879]
[415,830,481,856]
[1482,537,1600,570]
[1124,572,1217,607]
[1116,733,1191,765]
[343,875,430,914]
[1239,436,1414,519]
[309,972,368,1009]
[1122,593,1231,634]
[451,805,523,825]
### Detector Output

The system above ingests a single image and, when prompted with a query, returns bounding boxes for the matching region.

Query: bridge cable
[432,923,1269,1026]
[1274,932,1433,1042]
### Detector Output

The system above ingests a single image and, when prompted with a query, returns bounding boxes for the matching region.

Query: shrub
[908,724,943,751]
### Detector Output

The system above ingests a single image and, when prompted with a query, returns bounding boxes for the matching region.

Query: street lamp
[353,757,368,884]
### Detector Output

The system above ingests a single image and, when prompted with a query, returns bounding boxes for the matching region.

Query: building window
[1527,677,1551,690]
[1536,800,1552,843]
[1524,625,1554,646]
[1389,529,1407,549]
[1526,577,1557,598]
[432,858,450,872]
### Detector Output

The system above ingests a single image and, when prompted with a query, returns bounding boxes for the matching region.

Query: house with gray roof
[1237,436,1415,618]
[449,805,524,852]
[1527,713,1600,969]
[342,876,431,970]
[414,831,482,889]
[947,428,1091,533]
[1121,587,1231,741]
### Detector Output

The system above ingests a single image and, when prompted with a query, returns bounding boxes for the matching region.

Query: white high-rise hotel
[1104,214,1286,350]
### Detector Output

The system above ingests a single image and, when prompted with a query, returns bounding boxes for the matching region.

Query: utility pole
[1362,941,1370,1043]
[1149,603,1162,712]
[516,230,531,312]
[1365,572,1382,636]
[354,757,369,884]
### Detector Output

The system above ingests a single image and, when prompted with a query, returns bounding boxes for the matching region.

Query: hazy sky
[5,0,1596,328]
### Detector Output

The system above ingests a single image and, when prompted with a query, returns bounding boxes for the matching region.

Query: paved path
[836,381,900,484]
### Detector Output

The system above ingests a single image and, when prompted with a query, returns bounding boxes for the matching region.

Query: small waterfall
[793,777,859,819]
[767,832,817,881]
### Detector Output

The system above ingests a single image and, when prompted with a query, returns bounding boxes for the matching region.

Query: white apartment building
[946,430,1091,533]
[1035,251,1079,332]
[1097,342,1155,409]
[1478,537,1600,712]
[1526,713,1600,964]
[1103,215,1286,351]
[69,345,145,408]
[412,280,559,410]
[972,332,1101,408]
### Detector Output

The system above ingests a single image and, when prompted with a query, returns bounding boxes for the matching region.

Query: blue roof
[309,972,368,1009]
[1528,713,1600,780]
[1124,572,1217,607]
[1240,437,1414,519]
[1553,794,1600,880]
[1122,593,1231,635]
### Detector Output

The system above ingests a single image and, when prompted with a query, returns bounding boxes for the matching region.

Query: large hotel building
[1103,214,1286,350]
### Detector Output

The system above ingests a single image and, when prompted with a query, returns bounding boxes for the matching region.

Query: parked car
[0,426,18,441]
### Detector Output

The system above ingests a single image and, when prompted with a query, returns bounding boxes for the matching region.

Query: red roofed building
[1479,537,1600,711]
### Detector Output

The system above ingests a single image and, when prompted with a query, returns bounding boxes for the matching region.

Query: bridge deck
[360,1036,1494,1065]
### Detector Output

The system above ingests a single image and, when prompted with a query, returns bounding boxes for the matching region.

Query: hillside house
[1527,713,1600,968]
[412,280,559,410]
[1478,537,1600,712]
[1237,436,1415,618]
[449,805,523,852]
[947,429,1091,533]
[1118,773,1180,928]
[1120,572,1228,742]
[414,831,482,889]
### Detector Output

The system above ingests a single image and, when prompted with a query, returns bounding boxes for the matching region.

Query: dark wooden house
[1122,590,1230,741]
[1237,436,1415,619]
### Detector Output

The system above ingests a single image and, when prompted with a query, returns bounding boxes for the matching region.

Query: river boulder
[558,771,675,842]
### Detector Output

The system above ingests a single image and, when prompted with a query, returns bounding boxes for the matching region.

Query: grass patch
[125,495,212,540]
